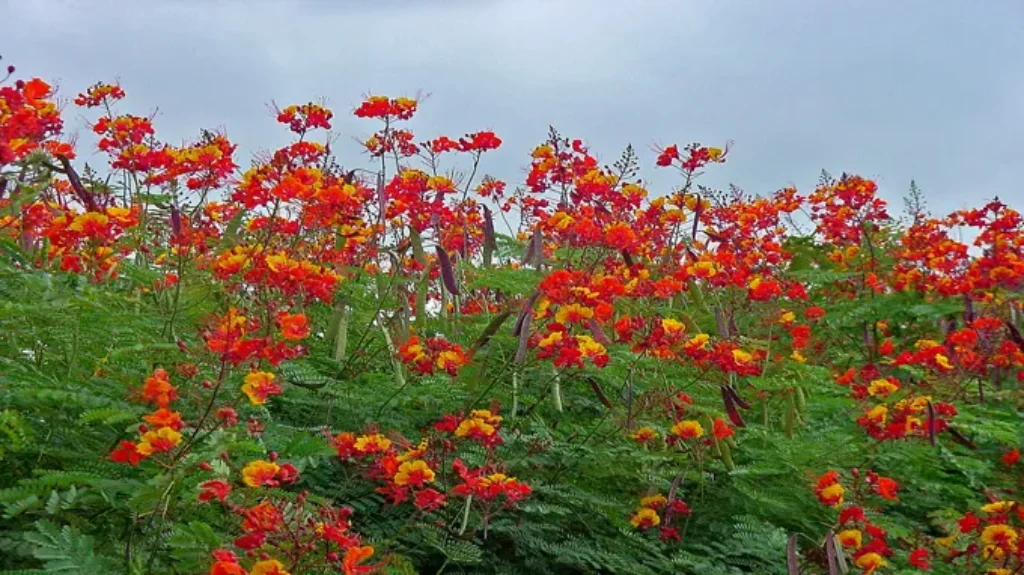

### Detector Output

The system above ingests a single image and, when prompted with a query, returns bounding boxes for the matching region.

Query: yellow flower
[353,433,391,453]
[455,418,496,438]
[980,524,1018,547]
[867,378,899,397]
[393,459,435,486]
[640,494,667,509]
[836,529,862,549]
[731,349,753,364]
[790,350,806,364]
[629,507,660,528]
[250,559,290,575]
[819,483,845,507]
[661,318,685,334]
[934,353,953,370]
[555,303,594,324]
[241,460,280,487]
[865,405,888,424]
[982,501,1016,514]
[854,552,886,573]
[135,427,182,456]
[686,333,710,350]
[538,331,564,348]
[630,426,658,443]
[779,311,796,324]
[469,409,502,425]
[671,420,704,440]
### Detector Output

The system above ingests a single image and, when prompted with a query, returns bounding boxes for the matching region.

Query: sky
[3,0,1023,218]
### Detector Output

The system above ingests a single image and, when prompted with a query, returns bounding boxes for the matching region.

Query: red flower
[414,488,446,511]
[908,547,930,570]
[1002,448,1020,466]
[109,441,144,466]
[198,480,232,503]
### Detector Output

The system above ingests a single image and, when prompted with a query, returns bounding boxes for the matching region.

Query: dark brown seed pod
[587,377,614,409]
[435,246,460,296]
[722,386,746,428]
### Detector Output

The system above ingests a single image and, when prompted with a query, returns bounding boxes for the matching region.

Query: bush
[0,59,1022,575]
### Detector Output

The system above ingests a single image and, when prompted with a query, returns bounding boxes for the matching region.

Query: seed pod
[926,400,937,445]
[170,205,182,239]
[786,534,799,575]
[523,228,543,268]
[586,318,611,346]
[587,377,613,409]
[435,246,460,296]
[1006,321,1024,349]
[963,293,975,323]
[722,386,745,428]
[824,530,841,575]
[409,227,427,266]
[514,310,533,365]
[691,194,703,240]
[482,205,497,268]
[794,386,807,415]
[715,436,735,471]
[727,385,752,410]
[513,291,540,337]
[784,392,796,437]
[621,249,634,268]
[470,310,512,355]
[947,427,977,450]
[715,308,729,338]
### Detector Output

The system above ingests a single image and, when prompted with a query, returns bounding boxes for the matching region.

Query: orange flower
[141,368,178,407]
[143,408,185,431]
[342,545,375,575]
[671,420,704,440]
[393,459,435,487]
[277,312,310,340]
[712,418,734,439]
[242,460,281,487]
[241,371,282,405]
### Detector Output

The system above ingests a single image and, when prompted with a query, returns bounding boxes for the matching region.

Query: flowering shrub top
[0,56,1023,574]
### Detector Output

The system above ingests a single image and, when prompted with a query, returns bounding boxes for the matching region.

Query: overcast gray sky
[3,0,1022,217]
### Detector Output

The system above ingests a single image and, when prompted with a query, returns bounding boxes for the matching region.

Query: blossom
[393,460,435,487]
[199,480,232,503]
[1002,448,1021,466]
[631,426,658,444]
[136,427,182,456]
[250,559,290,575]
[837,529,862,549]
[109,441,144,466]
[640,494,667,510]
[277,312,310,340]
[853,552,886,574]
[712,418,734,439]
[242,371,282,405]
[671,420,704,440]
[630,507,660,529]
[342,545,376,575]
[353,434,391,454]
[814,470,845,507]
[242,460,280,487]
[908,548,930,569]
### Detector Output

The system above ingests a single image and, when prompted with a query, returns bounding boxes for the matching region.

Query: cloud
[2,0,1021,216]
